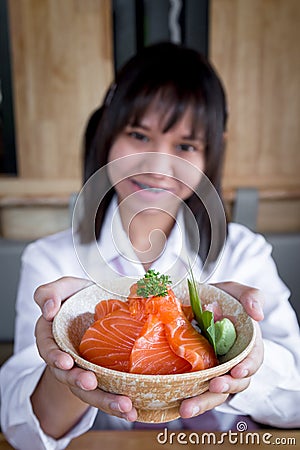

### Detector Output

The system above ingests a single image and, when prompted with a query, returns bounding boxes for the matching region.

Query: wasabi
[215,318,237,356]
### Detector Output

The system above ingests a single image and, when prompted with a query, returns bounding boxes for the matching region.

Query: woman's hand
[33,277,264,427]
[34,277,93,373]
[33,277,137,438]
[179,281,264,419]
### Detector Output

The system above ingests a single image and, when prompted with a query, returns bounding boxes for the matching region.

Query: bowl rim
[53,281,256,381]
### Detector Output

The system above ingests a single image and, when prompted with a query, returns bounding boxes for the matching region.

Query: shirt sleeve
[218,338,300,428]
[0,345,98,450]
[0,238,98,450]
[212,224,300,427]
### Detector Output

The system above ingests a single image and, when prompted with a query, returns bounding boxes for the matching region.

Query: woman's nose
[140,151,175,177]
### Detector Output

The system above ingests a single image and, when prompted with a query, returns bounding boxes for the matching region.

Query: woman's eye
[176,143,197,152]
[129,131,149,142]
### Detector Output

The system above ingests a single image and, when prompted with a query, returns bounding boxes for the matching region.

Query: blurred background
[0,0,299,363]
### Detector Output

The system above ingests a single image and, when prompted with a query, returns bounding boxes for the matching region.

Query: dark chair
[0,238,28,364]
[232,188,300,324]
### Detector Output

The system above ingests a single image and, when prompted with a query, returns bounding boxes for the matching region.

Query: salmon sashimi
[181,304,194,322]
[143,292,217,370]
[128,282,139,298]
[95,299,129,321]
[129,314,191,375]
[79,309,144,372]
[127,283,151,322]
[143,289,183,321]
[164,316,218,371]
[128,297,149,322]
[127,297,194,323]
[79,272,218,375]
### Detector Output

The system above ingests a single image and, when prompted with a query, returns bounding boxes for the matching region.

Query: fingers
[214,281,264,321]
[34,276,138,422]
[230,322,264,379]
[180,373,250,419]
[34,277,93,320]
[47,363,137,421]
[69,384,138,422]
[35,315,74,370]
[180,322,264,420]
[180,374,250,418]
[36,317,137,421]
[208,322,263,393]
[209,374,250,394]
[48,364,97,390]
[56,364,137,421]
[180,391,229,419]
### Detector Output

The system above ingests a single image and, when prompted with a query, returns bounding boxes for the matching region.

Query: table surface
[1,430,299,450]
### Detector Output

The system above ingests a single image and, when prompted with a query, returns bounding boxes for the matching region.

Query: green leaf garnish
[136,269,172,297]
[187,267,217,355]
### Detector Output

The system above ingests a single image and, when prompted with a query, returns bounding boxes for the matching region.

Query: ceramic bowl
[52,279,255,423]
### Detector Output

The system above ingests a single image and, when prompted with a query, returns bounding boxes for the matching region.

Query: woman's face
[107,105,206,214]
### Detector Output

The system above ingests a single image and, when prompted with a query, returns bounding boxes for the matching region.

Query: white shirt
[1,199,300,450]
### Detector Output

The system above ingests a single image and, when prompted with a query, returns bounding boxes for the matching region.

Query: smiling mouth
[132,180,171,193]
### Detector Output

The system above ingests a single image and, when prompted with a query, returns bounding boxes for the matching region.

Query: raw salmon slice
[129,314,191,375]
[79,285,217,374]
[146,292,217,370]
[79,309,144,372]
[128,290,194,323]
[95,299,129,320]
[128,297,149,322]
[129,289,180,320]
[165,316,218,371]
[181,304,194,322]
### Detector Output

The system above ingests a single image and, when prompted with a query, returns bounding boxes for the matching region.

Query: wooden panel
[2,0,299,236]
[257,199,300,233]
[8,0,113,180]
[0,178,80,198]
[210,0,300,191]
[0,205,70,240]
[224,198,300,233]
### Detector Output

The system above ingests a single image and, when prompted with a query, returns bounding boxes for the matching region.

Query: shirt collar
[80,196,202,284]
[100,196,136,263]
[103,197,201,275]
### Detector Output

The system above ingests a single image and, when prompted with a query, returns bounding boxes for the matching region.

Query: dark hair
[83,42,228,263]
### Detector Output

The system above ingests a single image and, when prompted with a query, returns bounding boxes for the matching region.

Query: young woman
[1,43,299,450]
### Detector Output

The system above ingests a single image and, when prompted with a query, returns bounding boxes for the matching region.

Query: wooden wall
[0,0,299,238]
[0,0,113,239]
[8,0,113,183]
[210,0,300,231]
[210,0,300,189]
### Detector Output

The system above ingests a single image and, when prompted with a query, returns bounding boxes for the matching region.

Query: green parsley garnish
[136,269,172,297]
